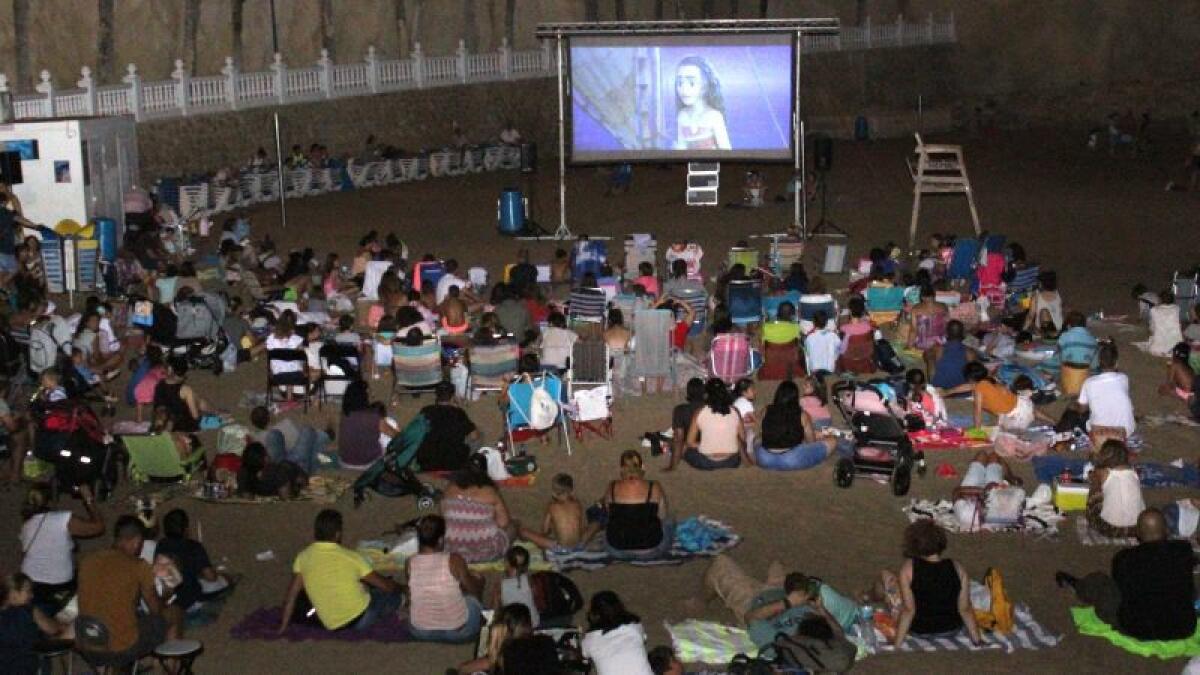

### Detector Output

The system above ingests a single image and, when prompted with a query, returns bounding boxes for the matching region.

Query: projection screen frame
[536,19,839,238]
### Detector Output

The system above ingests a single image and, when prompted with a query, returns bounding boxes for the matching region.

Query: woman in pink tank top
[406,514,485,642]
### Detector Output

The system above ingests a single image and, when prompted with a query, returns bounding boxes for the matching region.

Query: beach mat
[547,516,740,572]
[903,498,1064,536]
[1033,456,1194,488]
[230,606,412,643]
[876,604,1061,654]
[1071,606,1200,658]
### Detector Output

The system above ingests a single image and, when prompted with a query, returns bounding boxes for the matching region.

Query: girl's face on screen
[675,65,704,107]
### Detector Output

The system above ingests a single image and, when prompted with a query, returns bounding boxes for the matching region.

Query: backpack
[973,567,1015,633]
[873,338,905,374]
[530,571,583,620]
[772,632,857,673]
[28,320,62,374]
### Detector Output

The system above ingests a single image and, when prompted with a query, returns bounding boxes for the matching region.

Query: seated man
[248,406,332,476]
[1076,342,1137,441]
[416,381,481,472]
[77,516,178,664]
[1057,508,1197,641]
[279,509,403,632]
[156,509,235,616]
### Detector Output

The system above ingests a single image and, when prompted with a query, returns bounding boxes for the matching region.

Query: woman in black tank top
[603,450,671,558]
[892,520,982,646]
[152,358,200,432]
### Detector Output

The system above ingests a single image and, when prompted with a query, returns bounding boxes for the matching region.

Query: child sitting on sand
[488,545,540,628]
[521,473,590,550]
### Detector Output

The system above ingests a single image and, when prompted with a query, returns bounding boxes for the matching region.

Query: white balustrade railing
[1,15,955,123]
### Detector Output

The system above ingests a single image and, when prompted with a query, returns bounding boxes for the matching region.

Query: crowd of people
[0,159,1199,675]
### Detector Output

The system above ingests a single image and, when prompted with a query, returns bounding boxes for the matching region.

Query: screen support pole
[553,32,571,240]
[274,112,287,230]
[794,30,805,237]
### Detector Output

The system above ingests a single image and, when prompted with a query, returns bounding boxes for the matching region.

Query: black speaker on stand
[517,143,548,236]
[807,133,845,238]
[0,151,23,185]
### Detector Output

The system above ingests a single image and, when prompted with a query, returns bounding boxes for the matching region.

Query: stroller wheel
[416,496,435,510]
[834,458,855,488]
[892,456,913,496]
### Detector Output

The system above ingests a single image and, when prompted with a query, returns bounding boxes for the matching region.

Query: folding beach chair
[572,240,608,280]
[567,339,611,398]
[631,309,676,393]
[467,341,519,398]
[319,342,361,407]
[392,338,443,398]
[975,251,1007,309]
[1173,271,1198,324]
[865,286,906,324]
[1006,264,1040,312]
[668,286,709,338]
[770,238,805,277]
[946,238,981,282]
[567,287,607,328]
[122,434,205,484]
[759,339,803,381]
[505,373,572,454]
[266,349,313,412]
[566,332,614,440]
[413,260,446,294]
[727,279,763,326]
[709,333,760,383]
[623,235,657,282]
[762,291,802,321]
[798,294,837,333]
[727,247,760,275]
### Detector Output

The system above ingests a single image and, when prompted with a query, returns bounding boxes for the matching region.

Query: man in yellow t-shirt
[762,301,801,345]
[279,509,403,632]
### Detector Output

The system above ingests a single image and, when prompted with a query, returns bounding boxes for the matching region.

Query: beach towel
[230,606,412,643]
[903,498,1064,536]
[546,516,740,571]
[909,427,992,451]
[359,541,554,575]
[191,475,350,505]
[875,604,1060,654]
[1033,456,1198,488]
[1071,606,1200,658]
[668,620,757,665]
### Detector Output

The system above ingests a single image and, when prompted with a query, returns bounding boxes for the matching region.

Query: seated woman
[417,381,480,471]
[152,357,208,433]
[1159,342,1195,403]
[799,376,833,430]
[1147,290,1184,357]
[602,450,672,560]
[236,442,309,499]
[581,591,655,675]
[1023,270,1064,338]
[441,455,519,564]
[20,484,105,616]
[671,378,751,470]
[337,380,389,471]
[456,603,557,675]
[941,362,1051,430]
[908,283,948,355]
[755,381,851,471]
[1086,440,1145,539]
[885,520,982,647]
[407,515,484,643]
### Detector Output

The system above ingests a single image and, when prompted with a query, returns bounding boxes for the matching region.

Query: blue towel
[1032,456,1199,488]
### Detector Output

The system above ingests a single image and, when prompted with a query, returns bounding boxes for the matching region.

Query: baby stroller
[831,381,921,496]
[31,397,120,499]
[170,293,229,374]
[352,413,441,509]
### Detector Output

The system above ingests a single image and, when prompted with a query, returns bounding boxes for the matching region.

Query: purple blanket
[230,607,413,642]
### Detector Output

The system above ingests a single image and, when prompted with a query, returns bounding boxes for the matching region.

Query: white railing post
[222,57,239,109]
[172,58,190,115]
[456,39,468,82]
[123,64,142,120]
[926,13,934,42]
[864,16,871,48]
[317,48,333,98]
[949,12,956,41]
[412,43,424,88]
[270,53,287,103]
[499,38,511,79]
[541,41,552,71]
[77,66,97,115]
[366,46,379,93]
[34,71,55,118]
[896,15,904,44]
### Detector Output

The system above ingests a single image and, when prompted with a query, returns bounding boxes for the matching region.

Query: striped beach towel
[546,516,740,571]
[668,620,756,665]
[876,604,1060,654]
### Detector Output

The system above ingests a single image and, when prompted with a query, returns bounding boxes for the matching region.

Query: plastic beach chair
[122,434,205,484]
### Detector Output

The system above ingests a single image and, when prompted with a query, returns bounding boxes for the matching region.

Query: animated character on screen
[673,56,731,151]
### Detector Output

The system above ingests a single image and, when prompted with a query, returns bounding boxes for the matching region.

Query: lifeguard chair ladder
[907,133,981,249]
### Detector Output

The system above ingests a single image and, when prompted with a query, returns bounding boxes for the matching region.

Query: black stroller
[830,381,921,496]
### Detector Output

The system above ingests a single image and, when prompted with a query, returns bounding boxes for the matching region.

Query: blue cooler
[498,188,525,235]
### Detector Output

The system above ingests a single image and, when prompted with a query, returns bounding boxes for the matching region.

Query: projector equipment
[813,133,833,172]
[0,151,23,185]
[520,142,538,174]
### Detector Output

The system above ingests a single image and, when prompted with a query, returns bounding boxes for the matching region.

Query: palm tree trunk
[319,0,335,58]
[183,0,201,72]
[12,0,31,89]
[462,0,477,51]
[97,0,116,83]
[504,0,516,45]
[231,0,245,65]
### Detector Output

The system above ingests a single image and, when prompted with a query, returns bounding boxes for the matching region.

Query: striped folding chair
[392,338,443,397]
[1173,271,1198,324]
[727,279,763,326]
[467,341,519,398]
[567,287,608,328]
[709,333,758,383]
[668,286,709,338]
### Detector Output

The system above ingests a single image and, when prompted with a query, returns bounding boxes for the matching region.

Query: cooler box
[1053,480,1089,512]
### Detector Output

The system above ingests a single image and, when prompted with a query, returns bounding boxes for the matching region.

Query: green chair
[122,434,206,484]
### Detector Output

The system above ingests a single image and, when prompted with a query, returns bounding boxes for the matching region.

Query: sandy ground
[2,128,1199,674]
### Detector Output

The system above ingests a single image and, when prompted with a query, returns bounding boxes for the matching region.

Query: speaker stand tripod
[520,170,551,237]
[806,170,847,238]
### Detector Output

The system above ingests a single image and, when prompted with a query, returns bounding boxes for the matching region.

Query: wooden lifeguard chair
[907,133,981,249]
